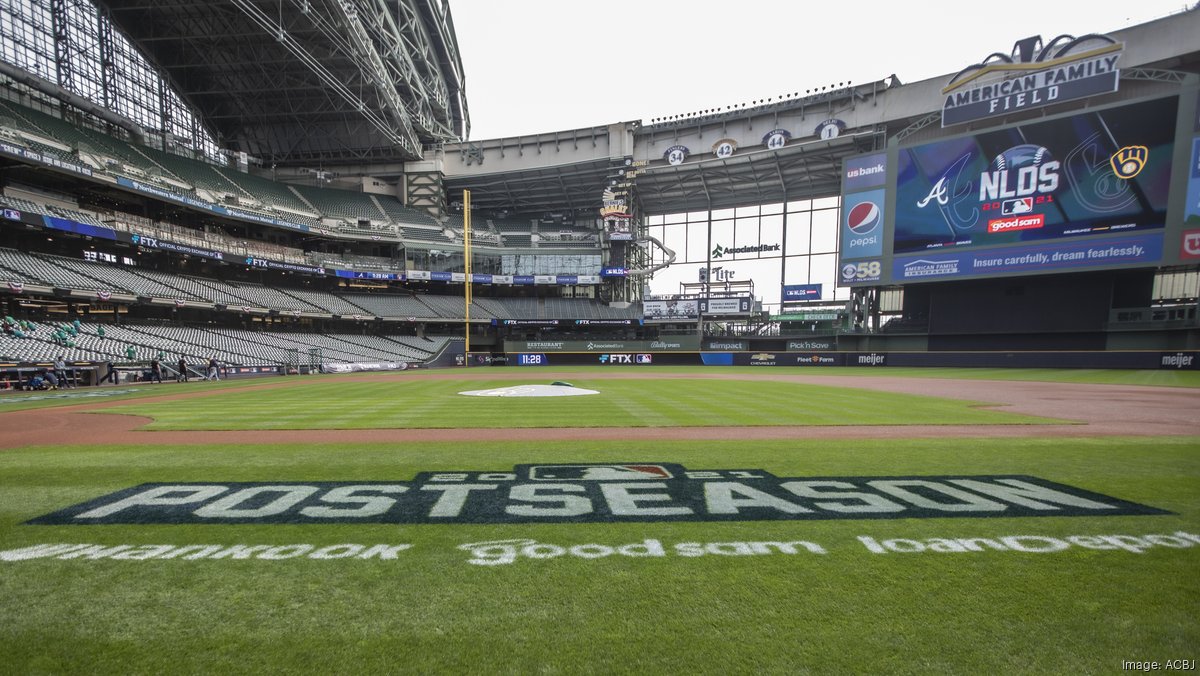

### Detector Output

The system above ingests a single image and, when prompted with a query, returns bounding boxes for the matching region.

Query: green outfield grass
[99,376,1057,430]
[1,437,1197,673]
[508,365,1200,388]
[1,366,1196,415]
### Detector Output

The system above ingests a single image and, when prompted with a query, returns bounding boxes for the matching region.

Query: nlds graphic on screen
[894,96,1176,255]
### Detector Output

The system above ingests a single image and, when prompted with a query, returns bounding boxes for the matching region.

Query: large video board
[894,96,1175,255]
[1186,91,1200,262]
[839,94,1195,287]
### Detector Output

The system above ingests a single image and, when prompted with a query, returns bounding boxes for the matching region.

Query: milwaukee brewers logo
[1110,145,1148,179]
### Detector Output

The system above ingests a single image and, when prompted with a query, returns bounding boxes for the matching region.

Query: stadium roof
[631,129,882,215]
[441,128,884,218]
[95,0,468,166]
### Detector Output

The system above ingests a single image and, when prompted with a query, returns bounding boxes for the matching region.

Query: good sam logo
[29,463,1166,525]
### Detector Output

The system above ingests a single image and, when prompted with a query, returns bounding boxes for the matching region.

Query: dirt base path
[1,371,1198,449]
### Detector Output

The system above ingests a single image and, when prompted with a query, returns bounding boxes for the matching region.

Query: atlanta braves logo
[917,177,950,208]
[913,154,979,234]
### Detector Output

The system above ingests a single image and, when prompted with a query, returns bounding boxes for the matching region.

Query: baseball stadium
[0,1,1198,672]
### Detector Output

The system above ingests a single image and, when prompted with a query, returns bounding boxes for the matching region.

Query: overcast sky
[449,0,1193,141]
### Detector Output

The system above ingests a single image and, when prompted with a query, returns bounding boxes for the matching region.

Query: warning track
[0,371,1197,449]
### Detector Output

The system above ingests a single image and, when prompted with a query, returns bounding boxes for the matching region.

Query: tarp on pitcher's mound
[459,384,599,397]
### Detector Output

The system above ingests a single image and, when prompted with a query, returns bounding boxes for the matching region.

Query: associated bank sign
[942,34,1122,126]
[508,338,700,352]
[28,463,1166,525]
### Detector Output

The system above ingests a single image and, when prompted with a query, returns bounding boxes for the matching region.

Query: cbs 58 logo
[841,260,881,282]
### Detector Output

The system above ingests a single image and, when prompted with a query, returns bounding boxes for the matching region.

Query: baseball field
[1,366,1197,673]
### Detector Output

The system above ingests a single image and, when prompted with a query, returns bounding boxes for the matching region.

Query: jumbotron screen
[893,96,1176,254]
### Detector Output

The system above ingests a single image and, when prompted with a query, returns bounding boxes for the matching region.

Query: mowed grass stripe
[2,367,1196,416]
[0,437,1196,673]
[100,378,1054,430]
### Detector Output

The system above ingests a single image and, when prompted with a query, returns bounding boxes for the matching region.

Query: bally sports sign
[30,463,1165,525]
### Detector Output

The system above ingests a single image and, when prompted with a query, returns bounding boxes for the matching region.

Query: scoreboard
[838,91,1200,286]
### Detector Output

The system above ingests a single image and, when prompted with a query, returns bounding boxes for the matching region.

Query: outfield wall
[496,350,1199,370]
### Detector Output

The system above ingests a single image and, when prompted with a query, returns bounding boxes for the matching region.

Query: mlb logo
[528,464,674,481]
[1001,198,1033,215]
[2,208,18,220]
[636,354,653,364]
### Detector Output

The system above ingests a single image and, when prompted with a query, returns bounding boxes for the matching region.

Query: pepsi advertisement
[841,189,885,259]
[893,96,1177,255]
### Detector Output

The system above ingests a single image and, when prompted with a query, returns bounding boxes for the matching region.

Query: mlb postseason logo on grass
[29,462,1166,525]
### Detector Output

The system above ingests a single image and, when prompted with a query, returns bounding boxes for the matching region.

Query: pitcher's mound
[459,384,599,397]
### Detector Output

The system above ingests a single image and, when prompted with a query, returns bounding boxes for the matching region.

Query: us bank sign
[942,34,1122,127]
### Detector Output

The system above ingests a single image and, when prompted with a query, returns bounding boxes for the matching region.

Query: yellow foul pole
[463,190,472,364]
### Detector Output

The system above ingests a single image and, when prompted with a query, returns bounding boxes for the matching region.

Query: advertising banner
[782,284,822,302]
[0,141,93,177]
[321,362,409,373]
[892,232,1162,281]
[942,51,1120,127]
[699,297,752,315]
[335,270,400,281]
[494,319,561,327]
[703,339,749,351]
[840,190,885,259]
[246,257,326,275]
[44,216,118,241]
[644,299,699,322]
[115,177,309,233]
[786,339,836,351]
[506,337,700,352]
[128,233,224,260]
[842,152,888,192]
[736,352,843,367]
[573,319,639,326]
